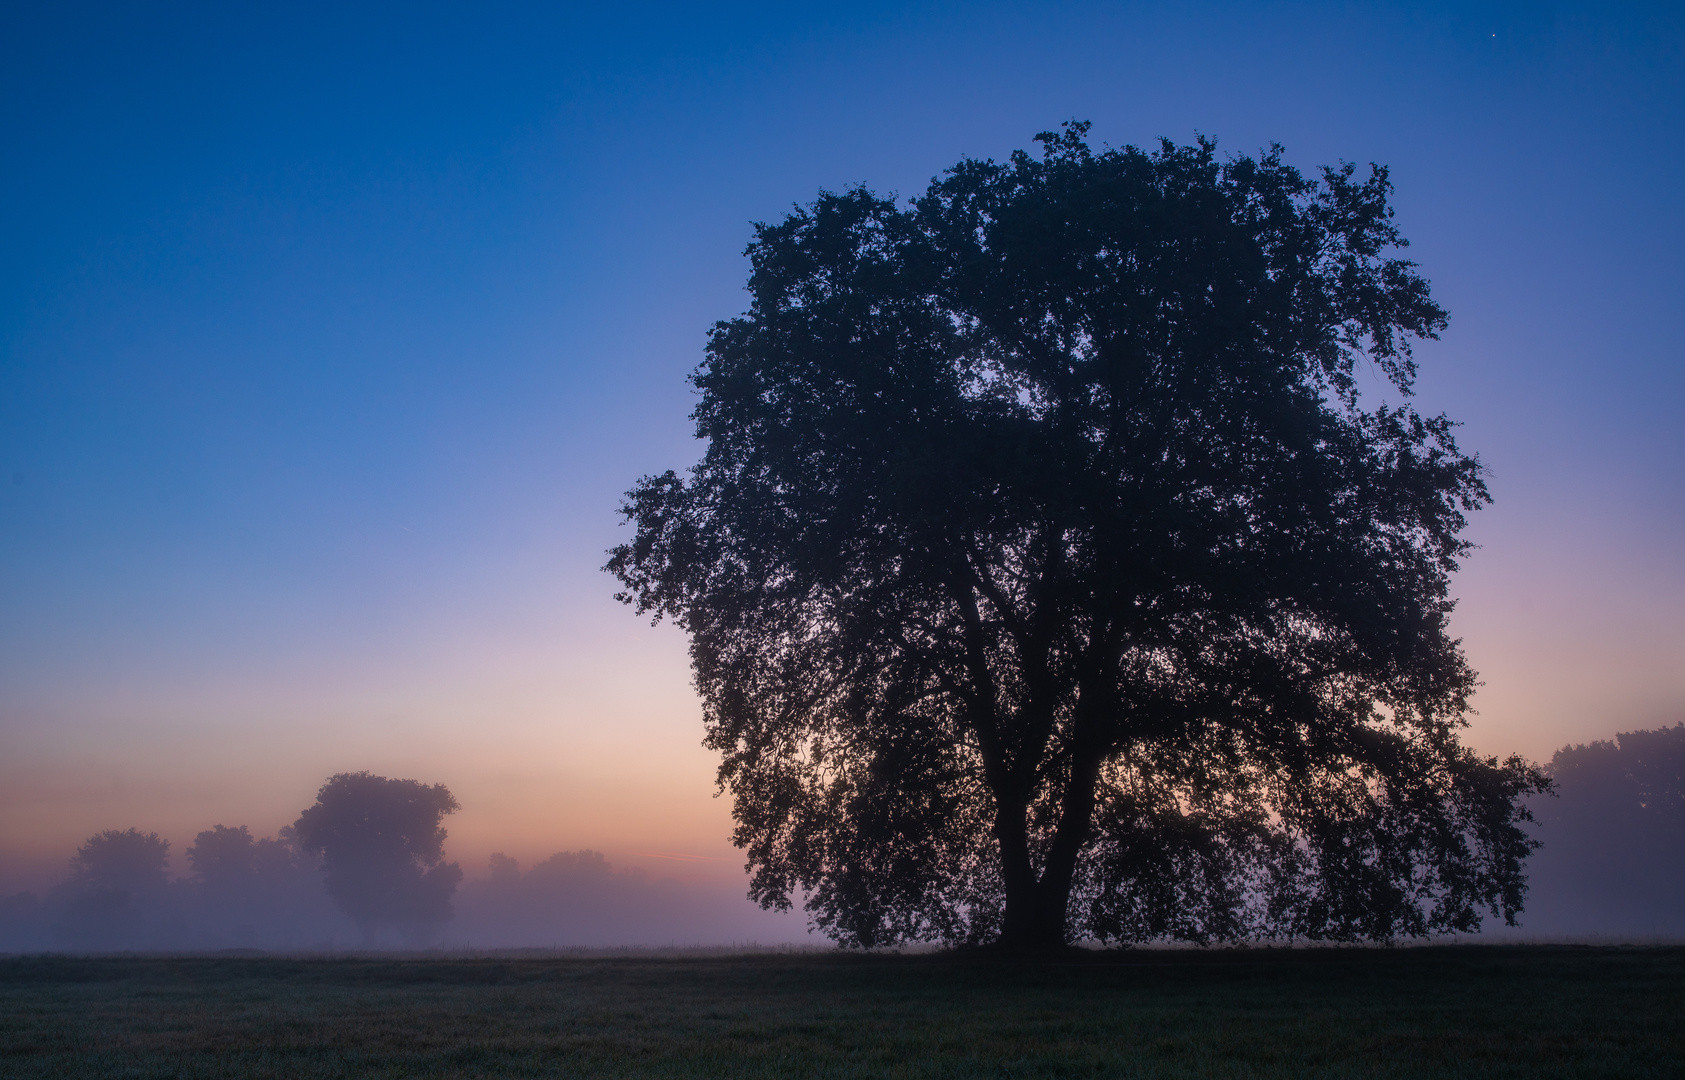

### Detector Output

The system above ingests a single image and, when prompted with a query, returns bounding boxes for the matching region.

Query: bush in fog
[451,850,799,948]
[181,824,344,948]
[292,772,463,945]
[1525,722,1685,935]
[455,849,671,946]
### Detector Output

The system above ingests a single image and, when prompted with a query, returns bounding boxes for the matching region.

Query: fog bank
[0,840,808,952]
[3,724,1678,951]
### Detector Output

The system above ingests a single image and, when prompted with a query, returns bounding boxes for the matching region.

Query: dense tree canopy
[186,825,260,890]
[609,124,1546,948]
[67,829,171,898]
[293,772,462,944]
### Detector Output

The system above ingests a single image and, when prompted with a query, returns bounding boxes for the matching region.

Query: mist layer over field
[2,723,1678,952]
[0,844,809,952]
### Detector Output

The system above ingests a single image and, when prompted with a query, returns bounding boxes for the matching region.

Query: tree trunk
[992,793,1042,946]
[994,844,1074,951]
[993,751,1106,951]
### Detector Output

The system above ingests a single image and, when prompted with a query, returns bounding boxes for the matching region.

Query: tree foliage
[186,825,260,890]
[68,828,171,897]
[609,124,1547,947]
[51,828,174,949]
[292,771,463,944]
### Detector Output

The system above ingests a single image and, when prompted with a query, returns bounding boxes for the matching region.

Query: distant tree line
[0,771,797,951]
[0,772,463,951]
[2,728,1680,951]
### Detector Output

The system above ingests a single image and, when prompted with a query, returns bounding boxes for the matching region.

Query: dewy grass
[1,945,1680,1078]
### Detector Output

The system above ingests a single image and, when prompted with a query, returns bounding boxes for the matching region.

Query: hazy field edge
[5,934,1685,961]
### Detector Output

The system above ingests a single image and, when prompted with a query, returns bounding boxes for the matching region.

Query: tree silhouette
[186,825,258,894]
[55,828,172,948]
[292,772,463,944]
[486,851,522,885]
[609,123,1547,949]
[181,823,332,945]
[68,828,172,894]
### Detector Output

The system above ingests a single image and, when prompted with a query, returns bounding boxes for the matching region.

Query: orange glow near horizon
[3,524,1679,897]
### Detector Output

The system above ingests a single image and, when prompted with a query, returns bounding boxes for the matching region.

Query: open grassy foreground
[1,946,1680,1078]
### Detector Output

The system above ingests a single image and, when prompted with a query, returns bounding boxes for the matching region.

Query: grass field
[1,945,1680,1078]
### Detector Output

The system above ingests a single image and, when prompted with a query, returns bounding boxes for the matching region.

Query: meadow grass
[1,945,1679,1078]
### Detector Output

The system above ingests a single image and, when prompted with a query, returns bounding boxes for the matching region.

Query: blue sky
[1,0,1680,891]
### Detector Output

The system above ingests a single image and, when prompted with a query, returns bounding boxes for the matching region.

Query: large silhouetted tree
[292,772,463,944]
[609,124,1547,949]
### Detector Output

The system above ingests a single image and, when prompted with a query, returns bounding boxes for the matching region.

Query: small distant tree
[69,828,172,895]
[55,828,172,948]
[180,823,339,948]
[187,825,258,894]
[292,772,463,944]
[486,852,522,885]
[524,849,614,884]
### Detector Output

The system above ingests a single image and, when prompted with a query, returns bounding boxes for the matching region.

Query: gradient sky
[2,1,1681,894]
